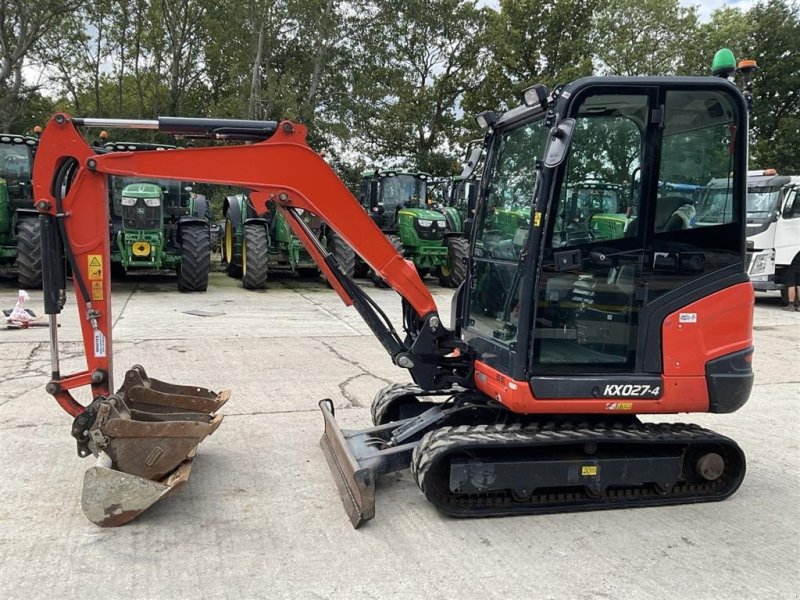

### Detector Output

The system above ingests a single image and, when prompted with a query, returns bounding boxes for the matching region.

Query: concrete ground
[0,271,797,600]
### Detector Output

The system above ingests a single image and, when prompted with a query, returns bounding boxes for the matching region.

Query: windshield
[746,186,782,217]
[0,144,33,192]
[380,174,426,208]
[111,177,183,216]
[572,186,620,214]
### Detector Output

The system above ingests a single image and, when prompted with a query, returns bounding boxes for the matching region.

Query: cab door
[532,91,654,374]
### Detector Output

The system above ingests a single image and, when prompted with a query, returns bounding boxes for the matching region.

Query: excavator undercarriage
[321,384,746,527]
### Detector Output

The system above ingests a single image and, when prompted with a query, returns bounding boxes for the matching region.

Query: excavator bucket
[79,366,229,526]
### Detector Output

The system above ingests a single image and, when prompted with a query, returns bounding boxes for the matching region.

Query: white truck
[744,170,800,302]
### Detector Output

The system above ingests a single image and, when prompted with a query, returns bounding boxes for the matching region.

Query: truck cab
[739,170,800,296]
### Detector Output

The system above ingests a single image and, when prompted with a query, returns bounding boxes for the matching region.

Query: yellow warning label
[91,280,103,301]
[581,466,598,477]
[88,255,103,281]
[534,211,542,227]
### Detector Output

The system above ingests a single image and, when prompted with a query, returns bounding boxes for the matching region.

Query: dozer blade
[75,366,230,526]
[319,399,417,528]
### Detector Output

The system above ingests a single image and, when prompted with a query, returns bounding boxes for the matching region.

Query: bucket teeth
[77,366,229,526]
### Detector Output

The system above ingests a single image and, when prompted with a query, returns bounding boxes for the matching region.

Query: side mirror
[543,119,576,168]
[460,143,484,179]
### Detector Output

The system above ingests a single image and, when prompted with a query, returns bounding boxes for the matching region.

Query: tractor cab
[0,135,36,207]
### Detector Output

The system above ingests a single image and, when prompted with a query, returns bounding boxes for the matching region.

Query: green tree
[464,0,597,116]
[344,0,488,172]
[593,0,699,76]
[747,0,799,173]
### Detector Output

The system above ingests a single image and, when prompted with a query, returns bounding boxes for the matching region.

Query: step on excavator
[32,51,757,527]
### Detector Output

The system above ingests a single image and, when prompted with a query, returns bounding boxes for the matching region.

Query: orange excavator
[32,53,758,527]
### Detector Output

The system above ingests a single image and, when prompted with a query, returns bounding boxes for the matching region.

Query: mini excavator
[32,51,758,527]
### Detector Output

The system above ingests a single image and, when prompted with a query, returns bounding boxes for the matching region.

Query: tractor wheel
[353,260,369,279]
[222,218,242,278]
[16,218,43,289]
[438,236,469,288]
[324,229,355,287]
[242,223,269,290]
[371,234,403,288]
[177,226,210,292]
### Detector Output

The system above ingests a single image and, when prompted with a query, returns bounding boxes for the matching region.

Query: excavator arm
[31,113,469,525]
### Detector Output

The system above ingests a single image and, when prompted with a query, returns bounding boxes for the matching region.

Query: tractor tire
[16,218,43,289]
[323,229,355,287]
[223,218,242,278]
[371,234,403,288]
[353,260,370,279]
[242,223,269,290]
[177,226,210,292]
[438,236,469,288]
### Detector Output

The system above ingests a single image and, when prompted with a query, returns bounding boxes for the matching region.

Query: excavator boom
[32,114,465,525]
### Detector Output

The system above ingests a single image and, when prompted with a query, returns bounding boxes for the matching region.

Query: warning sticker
[88,255,103,280]
[533,211,542,227]
[91,280,103,301]
[93,330,107,358]
[581,466,598,477]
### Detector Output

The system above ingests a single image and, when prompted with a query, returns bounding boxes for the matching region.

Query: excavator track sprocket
[411,421,745,518]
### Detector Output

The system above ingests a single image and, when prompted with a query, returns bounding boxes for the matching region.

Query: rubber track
[16,218,43,289]
[178,226,210,292]
[440,236,468,288]
[411,422,745,518]
[370,383,425,426]
[242,223,269,289]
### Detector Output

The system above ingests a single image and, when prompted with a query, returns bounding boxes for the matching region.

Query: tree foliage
[1,0,797,174]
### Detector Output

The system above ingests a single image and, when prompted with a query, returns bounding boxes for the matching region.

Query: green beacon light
[712,48,737,78]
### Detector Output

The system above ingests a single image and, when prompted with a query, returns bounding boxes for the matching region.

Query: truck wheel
[371,234,403,288]
[242,223,269,290]
[16,218,43,289]
[223,218,242,278]
[438,236,468,287]
[177,226,210,292]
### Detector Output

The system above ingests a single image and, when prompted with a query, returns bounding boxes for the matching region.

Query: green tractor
[357,169,468,287]
[0,133,41,288]
[221,192,354,289]
[105,141,212,292]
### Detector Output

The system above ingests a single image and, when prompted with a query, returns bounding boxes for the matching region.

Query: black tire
[222,218,242,278]
[354,259,369,279]
[16,218,43,289]
[177,226,210,292]
[324,229,355,287]
[371,234,403,288]
[438,236,468,287]
[242,223,269,290]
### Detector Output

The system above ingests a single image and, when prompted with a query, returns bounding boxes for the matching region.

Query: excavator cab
[321,73,755,526]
